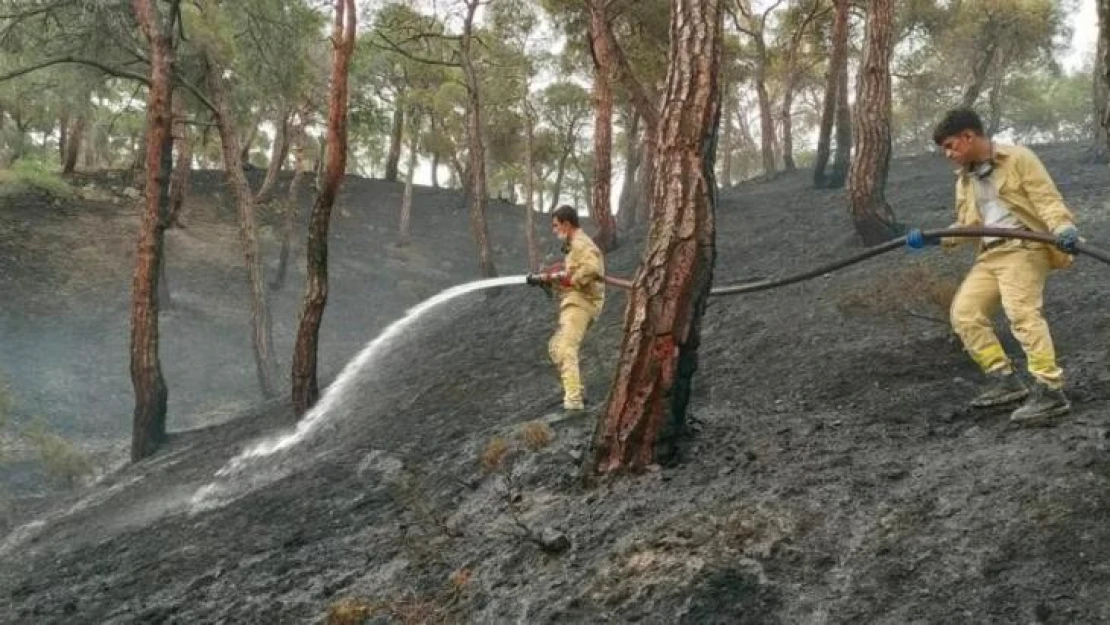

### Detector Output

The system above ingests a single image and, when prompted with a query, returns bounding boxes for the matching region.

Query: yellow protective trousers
[949,242,1063,388]
[548,304,594,407]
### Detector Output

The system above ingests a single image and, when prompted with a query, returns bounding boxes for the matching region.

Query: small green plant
[0,159,73,199]
[23,418,94,487]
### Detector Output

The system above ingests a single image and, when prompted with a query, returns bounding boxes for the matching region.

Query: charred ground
[1,144,1109,624]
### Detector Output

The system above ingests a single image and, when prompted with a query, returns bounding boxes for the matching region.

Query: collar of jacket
[953,143,1016,179]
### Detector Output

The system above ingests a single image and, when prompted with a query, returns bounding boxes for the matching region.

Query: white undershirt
[974,173,1022,243]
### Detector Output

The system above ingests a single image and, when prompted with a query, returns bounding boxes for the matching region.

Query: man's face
[552,218,572,242]
[938,130,977,167]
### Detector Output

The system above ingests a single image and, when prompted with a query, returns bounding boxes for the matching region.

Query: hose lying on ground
[601,227,1110,296]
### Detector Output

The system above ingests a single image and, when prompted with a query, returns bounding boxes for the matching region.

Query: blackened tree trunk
[461,0,497,277]
[271,119,307,291]
[168,93,191,227]
[129,0,176,461]
[754,51,776,176]
[637,134,656,224]
[846,0,898,245]
[384,103,404,182]
[593,0,722,475]
[829,44,853,188]
[63,114,86,175]
[292,0,356,415]
[203,54,280,398]
[720,94,732,186]
[587,0,619,252]
[548,141,572,211]
[1096,0,1110,159]
[398,108,420,246]
[255,109,291,204]
[815,0,850,187]
[524,103,540,271]
[617,107,641,230]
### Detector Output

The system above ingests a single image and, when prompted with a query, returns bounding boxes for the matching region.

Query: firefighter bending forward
[527,205,605,411]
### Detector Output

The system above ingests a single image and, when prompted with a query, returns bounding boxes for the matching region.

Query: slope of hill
[1,145,1109,624]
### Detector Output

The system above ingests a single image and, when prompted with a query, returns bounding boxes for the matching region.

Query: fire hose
[596,227,1110,295]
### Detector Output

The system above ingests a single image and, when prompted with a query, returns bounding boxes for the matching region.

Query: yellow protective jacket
[943,144,1076,267]
[555,229,605,317]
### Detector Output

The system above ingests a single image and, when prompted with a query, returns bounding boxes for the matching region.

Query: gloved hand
[1054,224,1079,253]
[525,273,547,287]
[905,228,939,250]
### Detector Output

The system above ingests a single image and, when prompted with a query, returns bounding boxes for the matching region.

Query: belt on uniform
[981,228,1031,252]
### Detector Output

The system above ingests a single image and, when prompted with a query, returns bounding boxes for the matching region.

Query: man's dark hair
[552,205,579,227]
[933,108,985,145]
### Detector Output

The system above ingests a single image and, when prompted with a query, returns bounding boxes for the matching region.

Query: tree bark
[58,111,69,167]
[292,0,356,415]
[1096,0,1110,160]
[524,105,540,271]
[398,108,420,246]
[617,107,641,230]
[255,109,291,204]
[168,93,191,227]
[548,140,572,211]
[203,53,280,398]
[637,134,656,224]
[592,0,722,475]
[128,0,175,462]
[960,39,1000,109]
[271,119,307,291]
[239,120,259,166]
[384,102,404,182]
[720,94,732,186]
[460,0,497,277]
[829,43,853,189]
[846,0,898,245]
[587,0,619,251]
[813,0,849,187]
[63,113,85,174]
[754,43,776,176]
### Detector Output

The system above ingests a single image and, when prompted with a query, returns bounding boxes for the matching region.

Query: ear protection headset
[968,140,997,180]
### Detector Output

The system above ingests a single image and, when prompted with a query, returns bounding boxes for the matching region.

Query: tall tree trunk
[829,47,853,189]
[1096,0,1110,160]
[239,120,259,165]
[271,122,306,291]
[292,0,356,415]
[461,0,497,277]
[548,144,571,211]
[524,107,540,271]
[754,46,777,176]
[588,0,619,251]
[781,82,797,171]
[129,0,175,462]
[960,39,999,109]
[398,109,420,246]
[384,103,404,182]
[720,94,732,186]
[58,111,69,167]
[813,0,849,186]
[986,78,1003,136]
[846,0,898,245]
[593,0,722,475]
[617,108,641,230]
[203,55,279,398]
[63,114,86,175]
[430,153,440,187]
[255,109,291,204]
[168,93,191,227]
[637,135,655,224]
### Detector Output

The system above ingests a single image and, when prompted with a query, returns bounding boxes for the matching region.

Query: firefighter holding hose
[906,108,1080,424]
[527,205,605,412]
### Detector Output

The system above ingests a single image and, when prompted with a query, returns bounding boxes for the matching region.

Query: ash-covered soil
[1,144,1109,624]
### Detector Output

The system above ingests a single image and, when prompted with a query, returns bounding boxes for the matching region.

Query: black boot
[970,371,1028,408]
[1009,383,1070,425]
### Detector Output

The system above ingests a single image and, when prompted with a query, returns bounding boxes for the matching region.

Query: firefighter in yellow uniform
[906,108,1080,424]
[527,205,605,411]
